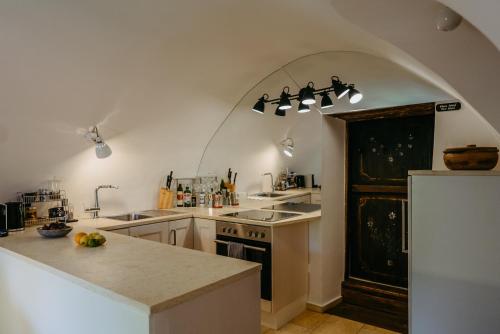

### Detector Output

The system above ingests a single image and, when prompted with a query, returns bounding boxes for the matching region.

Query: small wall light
[281,138,294,158]
[85,126,112,159]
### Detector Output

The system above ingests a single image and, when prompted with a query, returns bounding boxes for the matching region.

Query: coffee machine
[0,203,8,237]
[0,202,24,234]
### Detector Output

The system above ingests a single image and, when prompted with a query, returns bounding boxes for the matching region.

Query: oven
[215,221,272,301]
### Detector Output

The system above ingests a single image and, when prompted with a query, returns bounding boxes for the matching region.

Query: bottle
[192,194,197,207]
[199,186,206,207]
[208,188,214,207]
[183,186,192,207]
[176,184,184,207]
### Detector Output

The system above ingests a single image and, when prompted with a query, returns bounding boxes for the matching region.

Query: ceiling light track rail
[252,75,363,116]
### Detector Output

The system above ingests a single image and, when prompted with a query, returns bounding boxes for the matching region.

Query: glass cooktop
[261,202,321,213]
[221,210,300,222]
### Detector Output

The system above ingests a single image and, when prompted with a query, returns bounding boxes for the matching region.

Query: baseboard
[261,296,307,330]
[306,296,343,313]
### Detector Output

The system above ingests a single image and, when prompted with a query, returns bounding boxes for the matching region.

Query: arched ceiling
[0,0,497,205]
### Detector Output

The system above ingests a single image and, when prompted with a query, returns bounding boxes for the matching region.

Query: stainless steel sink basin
[251,192,284,198]
[107,213,153,221]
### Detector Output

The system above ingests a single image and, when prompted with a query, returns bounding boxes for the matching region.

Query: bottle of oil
[176,183,184,207]
[183,186,192,207]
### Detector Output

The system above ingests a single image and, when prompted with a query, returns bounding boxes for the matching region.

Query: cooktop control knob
[260,233,266,238]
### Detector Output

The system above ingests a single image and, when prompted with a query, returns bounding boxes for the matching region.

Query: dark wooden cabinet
[328,104,435,333]
[347,115,434,288]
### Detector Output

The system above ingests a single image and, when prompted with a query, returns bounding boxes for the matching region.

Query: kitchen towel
[227,241,245,259]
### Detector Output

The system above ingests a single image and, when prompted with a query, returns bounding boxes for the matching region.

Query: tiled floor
[261,310,400,334]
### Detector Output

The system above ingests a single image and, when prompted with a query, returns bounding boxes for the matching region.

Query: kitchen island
[0,188,322,333]
[0,227,261,334]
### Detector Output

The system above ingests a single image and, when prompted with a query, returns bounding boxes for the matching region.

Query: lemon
[79,235,89,246]
[74,232,87,244]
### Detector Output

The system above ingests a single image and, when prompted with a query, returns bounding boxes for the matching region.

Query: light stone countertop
[79,188,321,231]
[0,227,261,314]
[0,188,321,315]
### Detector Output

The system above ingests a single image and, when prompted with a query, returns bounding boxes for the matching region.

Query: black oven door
[215,235,272,301]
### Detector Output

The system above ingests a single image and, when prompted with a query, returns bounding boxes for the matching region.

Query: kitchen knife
[233,172,237,185]
[227,168,232,182]
[166,171,173,189]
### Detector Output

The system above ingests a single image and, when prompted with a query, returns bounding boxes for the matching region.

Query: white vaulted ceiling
[0,0,498,210]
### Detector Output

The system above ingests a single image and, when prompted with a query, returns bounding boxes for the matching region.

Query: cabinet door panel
[349,193,408,287]
[194,218,216,254]
[168,218,194,249]
[130,223,168,243]
[349,115,434,186]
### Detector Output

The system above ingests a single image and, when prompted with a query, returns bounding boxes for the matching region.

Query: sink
[251,192,284,198]
[139,210,183,217]
[107,210,182,221]
[107,213,153,221]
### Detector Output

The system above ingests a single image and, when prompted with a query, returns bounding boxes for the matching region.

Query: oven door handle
[214,240,267,253]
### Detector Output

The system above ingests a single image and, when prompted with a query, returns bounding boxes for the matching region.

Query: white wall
[0,0,498,219]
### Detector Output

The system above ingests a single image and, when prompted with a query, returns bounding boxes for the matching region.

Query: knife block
[157,188,173,209]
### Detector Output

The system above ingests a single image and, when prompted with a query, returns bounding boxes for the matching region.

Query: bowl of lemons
[74,232,106,247]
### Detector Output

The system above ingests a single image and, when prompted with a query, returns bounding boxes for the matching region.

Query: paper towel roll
[304,174,313,188]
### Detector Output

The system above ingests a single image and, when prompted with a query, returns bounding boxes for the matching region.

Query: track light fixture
[252,75,362,116]
[331,76,349,99]
[278,86,292,110]
[320,92,334,109]
[275,105,286,117]
[348,84,363,104]
[252,94,268,114]
[297,101,310,113]
[299,82,316,105]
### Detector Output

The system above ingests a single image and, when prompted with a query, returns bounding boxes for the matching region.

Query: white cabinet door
[311,193,321,205]
[129,222,169,243]
[108,228,129,236]
[168,218,194,249]
[287,194,311,204]
[194,218,216,254]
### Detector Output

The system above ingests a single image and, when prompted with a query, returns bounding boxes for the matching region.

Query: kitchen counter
[0,227,260,315]
[81,188,321,231]
[0,188,319,333]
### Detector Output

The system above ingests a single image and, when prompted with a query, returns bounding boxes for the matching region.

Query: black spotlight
[320,92,334,109]
[300,82,316,105]
[297,101,310,113]
[252,94,268,114]
[278,87,292,110]
[275,105,286,116]
[348,85,363,104]
[331,76,349,99]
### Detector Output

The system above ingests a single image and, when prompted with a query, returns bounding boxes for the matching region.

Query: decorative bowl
[37,226,73,238]
[443,145,499,170]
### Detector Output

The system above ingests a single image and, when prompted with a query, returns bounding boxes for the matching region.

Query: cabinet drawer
[130,222,169,243]
[108,228,129,236]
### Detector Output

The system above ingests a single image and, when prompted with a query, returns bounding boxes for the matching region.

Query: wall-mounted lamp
[252,75,362,116]
[281,138,294,158]
[84,126,112,159]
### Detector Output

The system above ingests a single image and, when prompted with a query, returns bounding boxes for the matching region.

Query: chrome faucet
[262,172,275,192]
[92,185,119,218]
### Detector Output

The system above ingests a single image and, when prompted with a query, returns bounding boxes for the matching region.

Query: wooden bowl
[443,145,499,170]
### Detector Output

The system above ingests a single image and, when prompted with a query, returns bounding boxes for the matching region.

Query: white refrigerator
[409,171,500,334]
